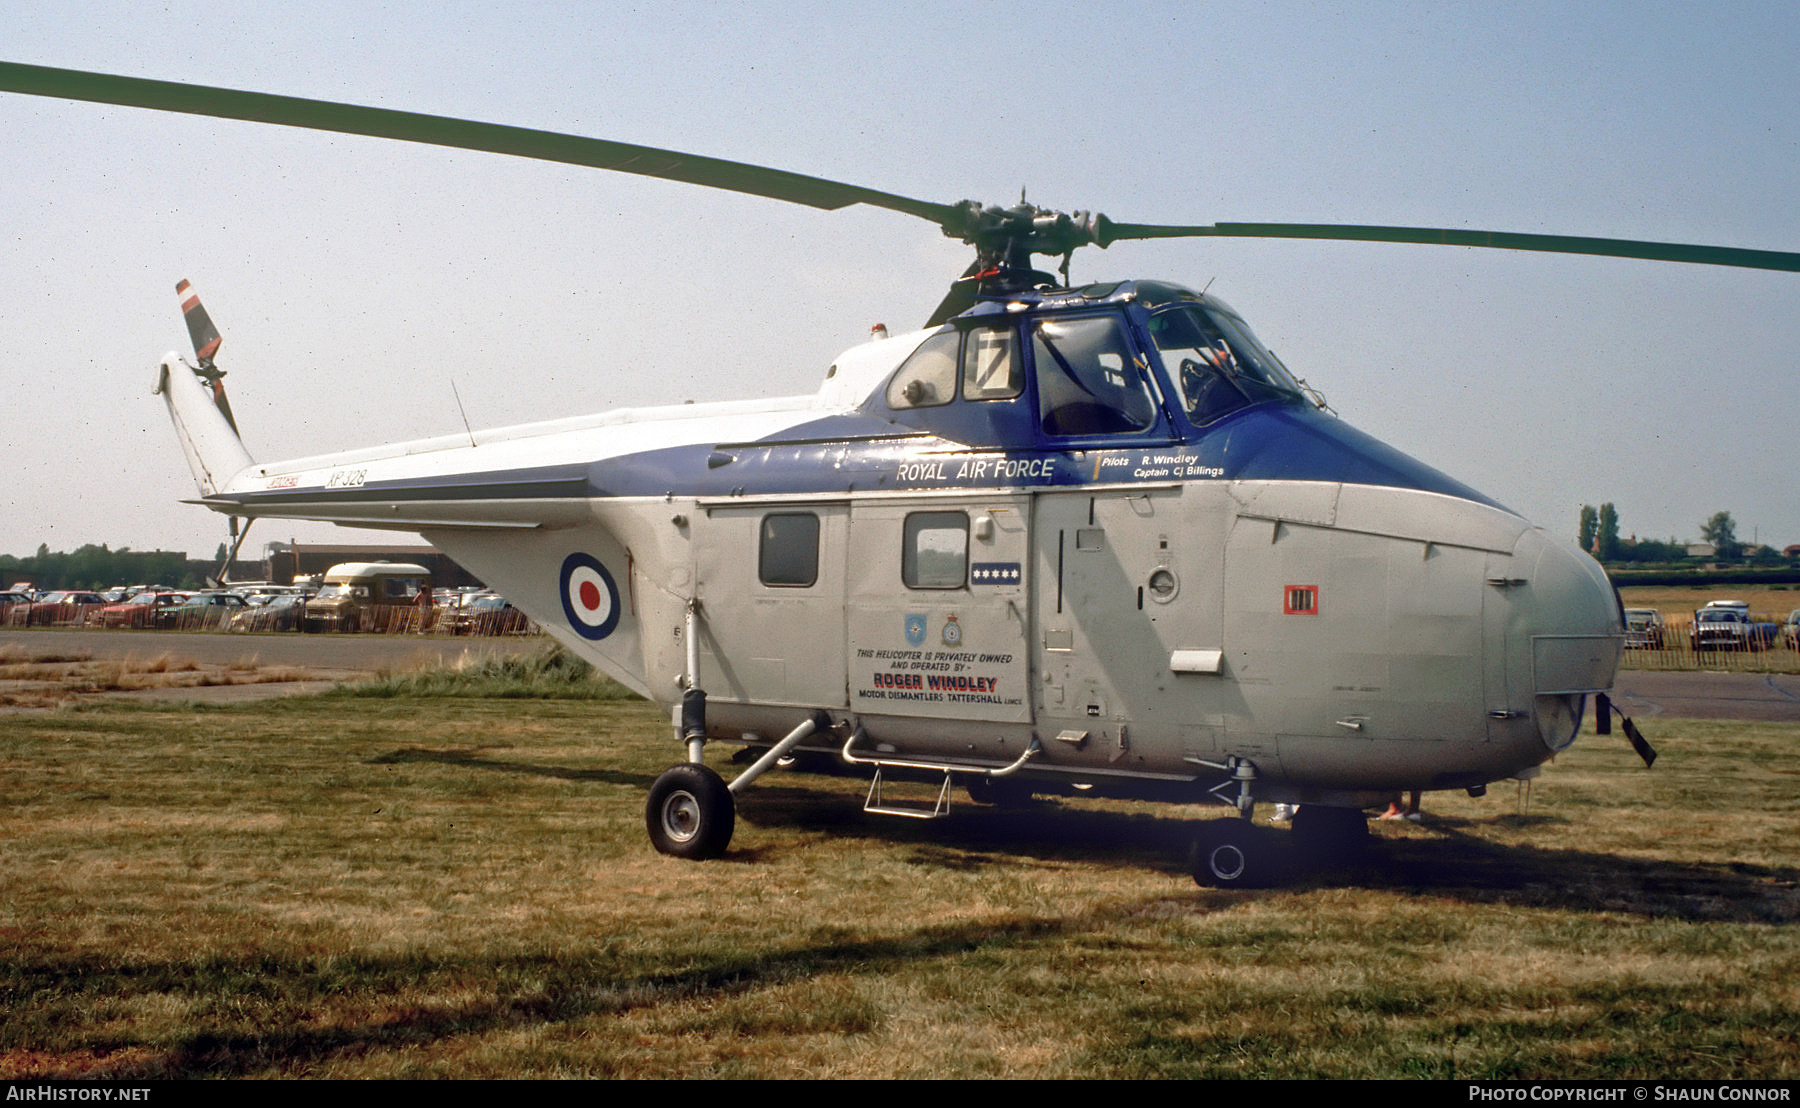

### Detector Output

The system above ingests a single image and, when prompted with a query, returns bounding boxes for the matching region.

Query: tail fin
[156,279,254,496]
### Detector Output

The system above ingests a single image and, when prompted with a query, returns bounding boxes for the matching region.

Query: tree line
[1577,506,1785,565]
[0,544,207,591]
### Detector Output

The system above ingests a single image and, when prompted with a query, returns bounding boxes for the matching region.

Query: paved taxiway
[0,628,539,706]
[1610,670,1800,722]
[1,627,536,672]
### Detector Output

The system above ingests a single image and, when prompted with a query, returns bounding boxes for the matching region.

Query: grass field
[3,666,1797,1079]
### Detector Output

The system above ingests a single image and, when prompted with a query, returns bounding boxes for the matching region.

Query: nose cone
[1500,528,1623,753]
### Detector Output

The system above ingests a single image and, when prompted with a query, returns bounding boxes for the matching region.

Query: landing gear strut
[647,600,736,860]
[1187,756,1278,887]
[646,635,827,859]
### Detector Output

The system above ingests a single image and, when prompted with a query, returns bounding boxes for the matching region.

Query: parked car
[94,590,188,628]
[1783,609,1800,651]
[441,592,529,635]
[229,593,307,633]
[9,591,105,626]
[1623,608,1665,649]
[232,584,303,604]
[168,592,247,630]
[0,590,31,621]
[1690,601,1779,652]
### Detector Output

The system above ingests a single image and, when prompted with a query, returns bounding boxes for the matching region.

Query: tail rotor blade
[174,278,237,434]
[176,278,222,367]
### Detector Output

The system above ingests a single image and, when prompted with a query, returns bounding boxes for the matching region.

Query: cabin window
[903,511,968,589]
[759,512,821,587]
[1033,315,1158,436]
[886,330,960,409]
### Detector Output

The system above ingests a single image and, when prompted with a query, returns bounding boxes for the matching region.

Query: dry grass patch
[1,693,1796,1079]
[0,649,321,708]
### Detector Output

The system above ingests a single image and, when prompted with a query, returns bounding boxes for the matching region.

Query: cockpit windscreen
[1148,302,1302,426]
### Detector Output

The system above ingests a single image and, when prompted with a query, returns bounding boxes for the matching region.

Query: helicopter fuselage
[162,280,1622,811]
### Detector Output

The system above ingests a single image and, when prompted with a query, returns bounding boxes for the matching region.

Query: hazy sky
[2,1,1796,560]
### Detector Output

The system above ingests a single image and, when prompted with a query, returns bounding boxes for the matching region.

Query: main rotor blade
[924,261,989,328]
[1102,220,1800,273]
[7,63,1794,277]
[0,61,956,225]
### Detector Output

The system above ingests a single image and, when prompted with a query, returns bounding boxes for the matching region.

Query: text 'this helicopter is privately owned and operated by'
[5,61,1797,886]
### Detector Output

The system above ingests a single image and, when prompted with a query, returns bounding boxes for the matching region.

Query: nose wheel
[1190,819,1277,888]
[646,763,735,860]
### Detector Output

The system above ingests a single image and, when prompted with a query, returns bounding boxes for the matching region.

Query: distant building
[1685,542,1717,559]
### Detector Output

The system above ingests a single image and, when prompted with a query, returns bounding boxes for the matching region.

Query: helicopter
[6,62,1797,887]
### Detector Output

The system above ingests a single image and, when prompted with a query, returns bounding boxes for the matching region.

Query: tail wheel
[646,764,735,860]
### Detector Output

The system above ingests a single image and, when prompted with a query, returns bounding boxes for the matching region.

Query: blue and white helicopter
[8,62,1797,886]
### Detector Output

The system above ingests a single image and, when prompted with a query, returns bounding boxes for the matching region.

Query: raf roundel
[559,552,621,640]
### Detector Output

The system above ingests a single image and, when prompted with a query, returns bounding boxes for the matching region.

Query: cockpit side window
[886,329,959,409]
[1032,315,1157,437]
[1149,303,1302,426]
[887,325,1022,411]
[962,326,1022,400]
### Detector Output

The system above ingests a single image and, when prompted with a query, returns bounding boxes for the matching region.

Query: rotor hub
[941,200,1116,294]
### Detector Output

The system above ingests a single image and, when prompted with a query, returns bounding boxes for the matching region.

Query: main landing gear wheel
[646,764,735,860]
[1190,819,1276,888]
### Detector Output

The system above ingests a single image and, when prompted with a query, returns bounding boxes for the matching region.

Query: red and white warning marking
[175,278,222,362]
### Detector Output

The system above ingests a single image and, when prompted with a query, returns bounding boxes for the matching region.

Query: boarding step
[863,767,953,820]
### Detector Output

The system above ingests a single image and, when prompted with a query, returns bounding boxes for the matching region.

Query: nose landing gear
[1190,818,1278,888]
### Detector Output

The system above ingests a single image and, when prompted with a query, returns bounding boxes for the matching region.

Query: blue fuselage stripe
[211,404,1501,511]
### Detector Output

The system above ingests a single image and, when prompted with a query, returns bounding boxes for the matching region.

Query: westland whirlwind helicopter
[7,62,1797,887]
